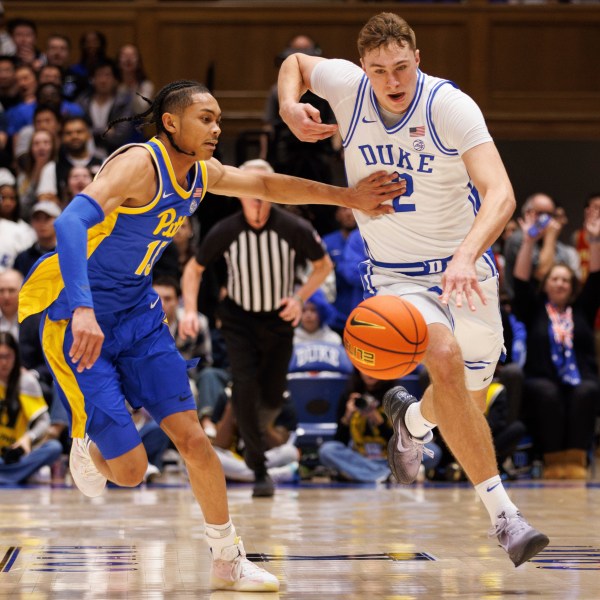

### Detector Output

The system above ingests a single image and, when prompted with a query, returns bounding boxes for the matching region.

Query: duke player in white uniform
[278,12,549,566]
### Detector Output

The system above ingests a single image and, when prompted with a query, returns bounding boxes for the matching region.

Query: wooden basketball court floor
[1,477,598,599]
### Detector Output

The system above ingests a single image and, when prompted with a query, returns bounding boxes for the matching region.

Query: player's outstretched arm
[278,53,338,143]
[206,159,402,217]
[440,142,516,311]
[55,149,157,372]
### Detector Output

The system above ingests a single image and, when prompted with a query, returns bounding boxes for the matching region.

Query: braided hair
[105,79,211,156]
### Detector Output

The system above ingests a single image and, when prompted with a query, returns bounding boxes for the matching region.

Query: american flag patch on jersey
[193,187,203,198]
[409,126,425,137]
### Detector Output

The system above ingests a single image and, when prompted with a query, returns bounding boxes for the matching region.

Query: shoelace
[488,512,526,538]
[408,431,435,459]
[77,440,103,481]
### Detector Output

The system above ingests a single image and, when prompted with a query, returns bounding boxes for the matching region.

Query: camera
[1,446,24,464]
[354,393,377,412]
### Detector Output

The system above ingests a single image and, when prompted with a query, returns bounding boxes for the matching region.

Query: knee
[425,341,463,382]
[114,460,148,487]
[174,428,213,464]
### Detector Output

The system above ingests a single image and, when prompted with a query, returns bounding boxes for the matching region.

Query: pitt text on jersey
[135,208,186,276]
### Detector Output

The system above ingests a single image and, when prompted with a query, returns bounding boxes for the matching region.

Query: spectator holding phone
[503,193,580,300]
[0,331,62,484]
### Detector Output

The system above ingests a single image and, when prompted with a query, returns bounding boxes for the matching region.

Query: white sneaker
[269,461,299,483]
[27,465,51,484]
[210,538,280,592]
[143,463,161,483]
[69,435,107,497]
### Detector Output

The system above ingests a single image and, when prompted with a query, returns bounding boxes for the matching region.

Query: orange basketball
[343,295,428,380]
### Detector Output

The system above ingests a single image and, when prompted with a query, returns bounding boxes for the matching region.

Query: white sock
[205,520,237,557]
[404,401,437,439]
[475,475,518,525]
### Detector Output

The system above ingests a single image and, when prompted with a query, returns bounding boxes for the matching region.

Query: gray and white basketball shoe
[382,386,433,484]
[490,511,550,567]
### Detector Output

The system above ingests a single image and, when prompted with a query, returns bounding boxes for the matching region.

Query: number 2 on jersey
[391,172,415,213]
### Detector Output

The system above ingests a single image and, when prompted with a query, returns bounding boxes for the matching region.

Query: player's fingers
[76,338,95,372]
[73,339,90,372]
[439,280,454,305]
[82,338,102,372]
[472,281,487,306]
[364,205,394,217]
[454,289,463,308]
[69,335,83,362]
[463,284,476,312]
[304,104,323,123]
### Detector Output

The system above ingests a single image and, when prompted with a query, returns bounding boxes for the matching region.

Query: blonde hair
[357,12,416,57]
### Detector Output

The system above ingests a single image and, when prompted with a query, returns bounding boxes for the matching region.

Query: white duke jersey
[312,60,494,274]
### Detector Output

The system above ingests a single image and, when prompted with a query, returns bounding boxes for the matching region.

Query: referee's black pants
[217,298,294,475]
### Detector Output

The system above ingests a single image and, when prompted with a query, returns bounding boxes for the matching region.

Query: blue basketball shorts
[40,291,197,460]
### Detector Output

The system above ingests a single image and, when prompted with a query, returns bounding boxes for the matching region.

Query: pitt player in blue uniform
[18,80,402,592]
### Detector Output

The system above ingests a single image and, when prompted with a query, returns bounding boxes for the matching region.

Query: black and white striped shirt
[196,207,326,313]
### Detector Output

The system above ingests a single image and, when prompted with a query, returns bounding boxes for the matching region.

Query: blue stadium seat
[287,372,349,449]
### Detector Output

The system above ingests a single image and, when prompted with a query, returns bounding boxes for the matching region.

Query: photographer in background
[318,370,440,483]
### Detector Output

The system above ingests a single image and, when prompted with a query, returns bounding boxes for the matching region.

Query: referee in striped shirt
[182,159,333,496]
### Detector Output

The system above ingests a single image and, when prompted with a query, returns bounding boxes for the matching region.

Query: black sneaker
[252,472,275,497]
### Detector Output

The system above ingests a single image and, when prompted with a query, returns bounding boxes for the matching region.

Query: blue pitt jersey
[19,137,207,322]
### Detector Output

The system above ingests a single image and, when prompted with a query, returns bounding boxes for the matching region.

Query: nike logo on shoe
[396,436,409,452]
[487,482,501,492]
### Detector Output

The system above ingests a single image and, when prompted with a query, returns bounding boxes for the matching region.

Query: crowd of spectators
[0,11,598,488]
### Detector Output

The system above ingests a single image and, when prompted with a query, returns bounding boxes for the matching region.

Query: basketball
[343,295,428,380]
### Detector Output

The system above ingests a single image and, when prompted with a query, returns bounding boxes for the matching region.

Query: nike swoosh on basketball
[361,116,377,124]
[162,191,174,198]
[350,315,385,329]
[150,297,160,309]
[486,482,501,492]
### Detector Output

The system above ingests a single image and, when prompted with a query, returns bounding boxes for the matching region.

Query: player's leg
[420,323,498,485]
[123,314,279,591]
[41,313,148,495]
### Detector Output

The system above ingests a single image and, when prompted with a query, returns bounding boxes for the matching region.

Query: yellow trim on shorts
[42,315,87,439]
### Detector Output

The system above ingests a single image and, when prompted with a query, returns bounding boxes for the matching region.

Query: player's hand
[347,171,405,217]
[179,311,200,339]
[13,435,32,455]
[279,101,338,143]
[69,307,105,373]
[440,255,486,312]
[278,295,303,326]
